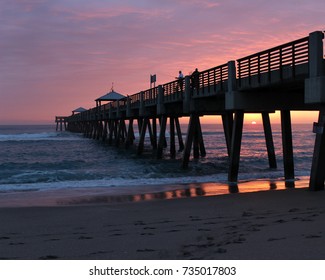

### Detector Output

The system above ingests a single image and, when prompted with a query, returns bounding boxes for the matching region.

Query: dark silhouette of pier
[55,116,67,131]
[57,31,325,191]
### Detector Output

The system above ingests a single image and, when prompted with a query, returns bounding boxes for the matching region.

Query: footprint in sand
[109,229,122,232]
[39,255,59,260]
[78,236,93,240]
[288,208,300,213]
[108,229,125,236]
[109,233,124,237]
[136,248,156,252]
[204,221,217,225]
[274,219,286,224]
[267,237,286,242]
[166,229,180,233]
[215,248,227,254]
[0,236,10,240]
[143,227,156,230]
[198,228,211,232]
[74,226,86,230]
[304,234,322,239]
[89,250,114,256]
[180,250,193,257]
[155,220,173,224]
[9,242,24,245]
[189,216,202,221]
[45,238,60,242]
[242,211,254,217]
[140,232,154,236]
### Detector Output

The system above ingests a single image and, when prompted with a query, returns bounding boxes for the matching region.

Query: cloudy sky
[0,0,324,124]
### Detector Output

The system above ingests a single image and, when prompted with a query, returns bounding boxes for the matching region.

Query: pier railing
[237,36,309,88]
[163,79,184,102]
[130,92,141,108]
[195,63,228,96]
[144,87,159,105]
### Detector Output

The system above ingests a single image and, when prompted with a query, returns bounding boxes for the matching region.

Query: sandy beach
[1,186,325,260]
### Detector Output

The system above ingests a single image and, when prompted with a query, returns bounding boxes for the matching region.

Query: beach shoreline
[1,184,325,260]
[0,177,309,208]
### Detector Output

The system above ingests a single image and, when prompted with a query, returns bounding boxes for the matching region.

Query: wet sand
[1,186,325,260]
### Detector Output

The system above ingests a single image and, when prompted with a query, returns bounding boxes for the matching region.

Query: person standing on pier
[191,68,200,95]
[176,70,184,92]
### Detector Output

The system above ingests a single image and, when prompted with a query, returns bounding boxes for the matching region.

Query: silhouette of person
[176,70,184,91]
[191,68,199,94]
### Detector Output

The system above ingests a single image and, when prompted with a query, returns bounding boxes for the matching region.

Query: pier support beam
[228,110,244,182]
[175,118,184,152]
[194,116,206,158]
[262,112,277,169]
[152,118,158,149]
[95,121,103,140]
[108,120,117,145]
[157,116,167,159]
[182,114,197,168]
[125,119,135,149]
[281,110,295,183]
[55,117,67,131]
[170,117,176,158]
[222,112,234,156]
[182,114,206,168]
[309,108,325,191]
[102,120,108,142]
[116,120,126,147]
[137,117,149,155]
[148,118,157,150]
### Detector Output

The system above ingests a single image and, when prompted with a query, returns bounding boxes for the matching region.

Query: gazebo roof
[95,90,126,102]
[72,107,87,113]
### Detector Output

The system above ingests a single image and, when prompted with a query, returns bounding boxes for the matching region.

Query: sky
[0,0,324,125]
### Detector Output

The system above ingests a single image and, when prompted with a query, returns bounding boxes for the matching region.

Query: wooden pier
[61,31,325,191]
[55,116,68,131]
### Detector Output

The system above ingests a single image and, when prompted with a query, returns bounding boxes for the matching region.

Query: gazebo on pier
[72,107,87,115]
[95,88,126,107]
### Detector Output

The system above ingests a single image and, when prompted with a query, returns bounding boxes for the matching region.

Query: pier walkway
[58,31,325,191]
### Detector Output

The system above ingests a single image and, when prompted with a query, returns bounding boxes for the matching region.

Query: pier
[55,116,67,131]
[60,31,325,191]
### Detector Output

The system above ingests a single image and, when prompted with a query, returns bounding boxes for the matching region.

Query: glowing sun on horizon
[251,121,257,125]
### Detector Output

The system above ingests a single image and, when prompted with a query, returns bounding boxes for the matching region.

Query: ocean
[0,123,315,201]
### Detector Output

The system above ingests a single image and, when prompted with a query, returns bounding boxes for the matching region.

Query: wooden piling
[152,118,157,149]
[181,114,206,167]
[125,119,135,149]
[175,117,184,151]
[309,108,325,190]
[280,110,295,182]
[147,119,157,149]
[102,120,108,142]
[137,118,149,155]
[222,112,233,156]
[170,117,176,158]
[228,111,244,182]
[157,116,167,159]
[55,116,67,131]
[262,112,277,168]
[96,121,103,140]
[108,120,115,145]
[116,120,126,147]
[158,117,167,148]
[196,116,206,157]
[193,116,200,159]
[182,114,196,168]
